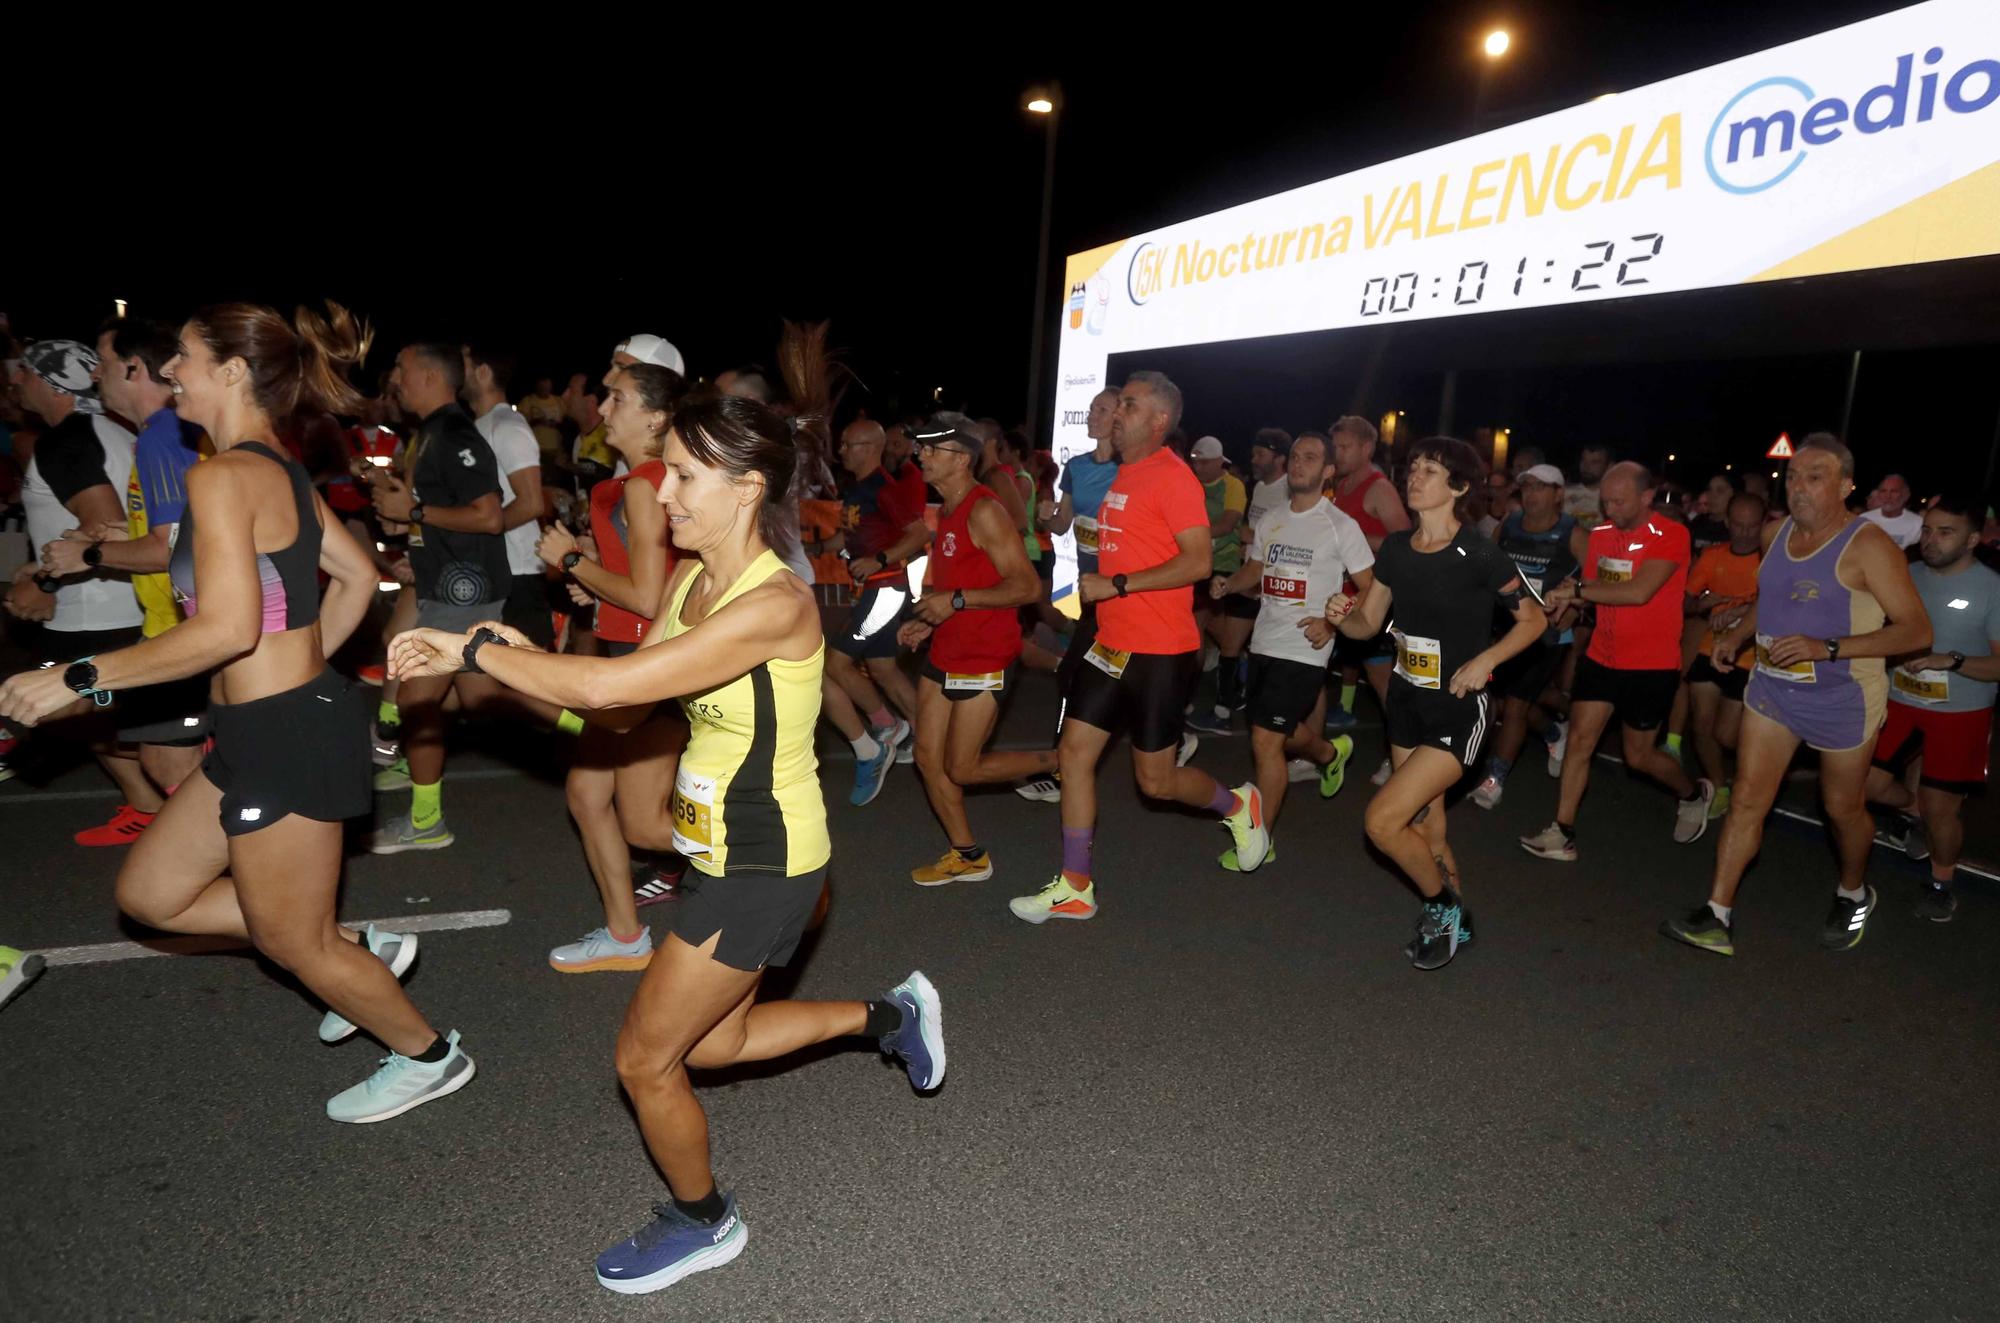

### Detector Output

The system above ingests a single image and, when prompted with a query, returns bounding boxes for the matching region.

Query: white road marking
[35,909,512,967]
[0,765,531,806]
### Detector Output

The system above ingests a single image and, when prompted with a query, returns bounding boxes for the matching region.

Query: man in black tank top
[368,342,528,853]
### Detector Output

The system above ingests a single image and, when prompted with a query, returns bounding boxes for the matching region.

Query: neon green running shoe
[0,945,46,1011]
[1219,842,1277,872]
[1320,735,1355,799]
[373,757,411,793]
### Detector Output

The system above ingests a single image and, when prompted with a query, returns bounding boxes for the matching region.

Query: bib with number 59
[1393,630,1443,689]
[671,767,716,857]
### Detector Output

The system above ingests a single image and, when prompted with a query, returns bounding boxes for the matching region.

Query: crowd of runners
[3,302,1991,1295]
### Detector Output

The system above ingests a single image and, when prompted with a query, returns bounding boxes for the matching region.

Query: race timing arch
[1045,0,2000,608]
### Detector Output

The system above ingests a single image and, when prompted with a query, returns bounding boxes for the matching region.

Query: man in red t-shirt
[1008,372,1270,926]
[1523,462,1708,862]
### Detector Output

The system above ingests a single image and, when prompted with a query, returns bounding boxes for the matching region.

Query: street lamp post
[1442,30,1511,436]
[1025,83,1060,439]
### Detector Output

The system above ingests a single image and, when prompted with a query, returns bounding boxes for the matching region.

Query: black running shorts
[1493,639,1564,705]
[1573,656,1680,731]
[832,584,909,661]
[1685,652,1749,703]
[203,670,371,836]
[1246,653,1327,734]
[1384,676,1492,770]
[921,659,1017,703]
[1062,645,1199,753]
[669,866,829,972]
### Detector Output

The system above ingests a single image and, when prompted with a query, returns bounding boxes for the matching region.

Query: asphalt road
[4,682,1997,1322]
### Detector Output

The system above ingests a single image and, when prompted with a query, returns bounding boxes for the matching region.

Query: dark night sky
[9,1,1995,491]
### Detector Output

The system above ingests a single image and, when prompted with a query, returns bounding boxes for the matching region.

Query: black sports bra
[168,441,321,632]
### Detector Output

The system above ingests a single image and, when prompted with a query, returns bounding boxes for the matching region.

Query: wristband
[1113,574,1129,598]
[462,627,509,675]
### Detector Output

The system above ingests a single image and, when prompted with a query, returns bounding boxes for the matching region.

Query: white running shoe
[1014,777,1062,803]
[1672,778,1716,845]
[1286,758,1319,783]
[1370,757,1394,787]
[1469,775,1504,810]
[1545,719,1569,778]
[326,1030,475,1123]
[1177,732,1199,766]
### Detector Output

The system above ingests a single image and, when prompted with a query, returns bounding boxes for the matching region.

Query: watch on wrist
[408,500,426,525]
[1113,574,1130,598]
[562,550,584,574]
[82,542,104,568]
[1824,638,1841,661]
[462,626,509,675]
[951,589,966,612]
[63,657,100,695]
[1949,650,1966,671]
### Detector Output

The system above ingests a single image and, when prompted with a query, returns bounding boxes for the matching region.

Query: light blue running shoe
[850,741,895,807]
[326,1029,475,1124]
[319,926,419,1043]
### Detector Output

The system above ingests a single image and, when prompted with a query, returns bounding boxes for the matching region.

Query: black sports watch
[1112,574,1130,598]
[82,542,104,568]
[63,658,100,695]
[462,626,510,674]
[562,550,585,574]
[951,589,966,612]
[1824,637,1842,661]
[408,500,427,525]
[1948,651,1966,671]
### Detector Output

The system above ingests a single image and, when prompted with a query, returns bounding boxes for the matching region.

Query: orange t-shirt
[1097,447,1208,654]
[1688,544,1759,668]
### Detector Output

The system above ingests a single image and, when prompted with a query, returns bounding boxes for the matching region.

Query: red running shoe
[76,803,156,847]
[633,854,691,907]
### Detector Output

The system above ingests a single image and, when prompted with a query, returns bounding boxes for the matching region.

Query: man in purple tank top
[1662,435,1930,958]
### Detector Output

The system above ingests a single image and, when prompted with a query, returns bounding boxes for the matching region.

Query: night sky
[9,0,1993,493]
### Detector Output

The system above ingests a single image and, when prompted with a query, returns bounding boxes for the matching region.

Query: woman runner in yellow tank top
[386,325,945,1298]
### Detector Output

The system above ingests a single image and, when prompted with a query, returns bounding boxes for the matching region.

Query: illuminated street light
[1025,96,1054,115]
[1484,29,1510,58]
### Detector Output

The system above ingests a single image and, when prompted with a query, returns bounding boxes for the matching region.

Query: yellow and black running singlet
[664,550,830,877]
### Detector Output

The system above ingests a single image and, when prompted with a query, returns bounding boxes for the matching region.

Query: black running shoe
[1820,886,1877,951]
[1409,896,1465,971]
[1913,881,1956,923]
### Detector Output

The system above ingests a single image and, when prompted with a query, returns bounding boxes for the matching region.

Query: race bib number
[671,768,715,857]
[1595,556,1633,585]
[944,670,1006,692]
[1072,516,1100,553]
[1755,633,1816,683]
[1084,642,1131,678]
[1893,667,1950,704]
[1394,630,1443,690]
[1261,573,1307,603]
[407,520,425,549]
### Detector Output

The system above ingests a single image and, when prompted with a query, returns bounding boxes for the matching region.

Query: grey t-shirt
[1892,560,2000,713]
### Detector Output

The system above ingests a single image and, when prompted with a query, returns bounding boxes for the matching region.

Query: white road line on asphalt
[0,765,530,805]
[35,908,513,967]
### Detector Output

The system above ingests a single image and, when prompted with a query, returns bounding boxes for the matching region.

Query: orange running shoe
[75,803,155,847]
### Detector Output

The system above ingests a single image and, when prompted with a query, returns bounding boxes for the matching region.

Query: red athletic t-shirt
[590,459,671,644]
[1097,447,1207,655]
[1584,514,1689,670]
[929,484,1022,673]
[1333,467,1391,542]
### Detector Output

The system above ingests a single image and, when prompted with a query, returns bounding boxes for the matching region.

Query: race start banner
[1047,0,2000,605]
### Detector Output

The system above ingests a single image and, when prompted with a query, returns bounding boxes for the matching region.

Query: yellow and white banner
[1048,0,2000,602]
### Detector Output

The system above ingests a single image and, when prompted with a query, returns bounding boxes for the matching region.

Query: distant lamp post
[1483,28,1510,58]
[114,298,128,318]
[1024,82,1061,440]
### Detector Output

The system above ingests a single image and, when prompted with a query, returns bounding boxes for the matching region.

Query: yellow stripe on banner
[1063,238,1129,290]
[1748,160,2000,283]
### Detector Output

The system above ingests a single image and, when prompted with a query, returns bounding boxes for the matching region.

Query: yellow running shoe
[912,848,995,886]
[1007,873,1097,924]
[0,944,47,1011]
[1221,782,1269,871]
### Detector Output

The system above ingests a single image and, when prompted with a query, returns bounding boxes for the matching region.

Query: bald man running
[1522,462,1711,861]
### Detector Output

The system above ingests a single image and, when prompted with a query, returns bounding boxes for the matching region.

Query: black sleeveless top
[168,441,321,632]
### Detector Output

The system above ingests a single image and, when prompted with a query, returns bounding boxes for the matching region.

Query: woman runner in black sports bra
[1,302,474,1124]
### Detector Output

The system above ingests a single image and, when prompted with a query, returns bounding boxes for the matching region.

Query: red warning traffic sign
[1766,433,1794,459]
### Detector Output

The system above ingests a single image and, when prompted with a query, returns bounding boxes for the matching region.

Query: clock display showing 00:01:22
[1357,233,1666,316]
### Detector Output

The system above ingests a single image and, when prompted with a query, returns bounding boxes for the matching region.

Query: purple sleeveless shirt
[1745,516,1886,751]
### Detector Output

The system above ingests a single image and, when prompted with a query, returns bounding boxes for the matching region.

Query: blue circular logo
[1705,75,1816,196]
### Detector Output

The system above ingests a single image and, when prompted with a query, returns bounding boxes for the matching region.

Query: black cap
[912,411,982,455]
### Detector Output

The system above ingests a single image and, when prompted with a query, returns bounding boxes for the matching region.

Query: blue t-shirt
[1058,453,1118,574]
[133,407,201,528]
[1894,560,2000,714]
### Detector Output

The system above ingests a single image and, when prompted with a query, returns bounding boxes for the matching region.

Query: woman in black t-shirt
[1330,437,1545,970]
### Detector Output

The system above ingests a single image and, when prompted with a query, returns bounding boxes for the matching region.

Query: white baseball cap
[1519,463,1566,487]
[1189,435,1225,460]
[616,334,685,376]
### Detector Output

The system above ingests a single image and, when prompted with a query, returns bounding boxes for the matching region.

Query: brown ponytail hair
[672,321,837,549]
[189,300,370,420]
